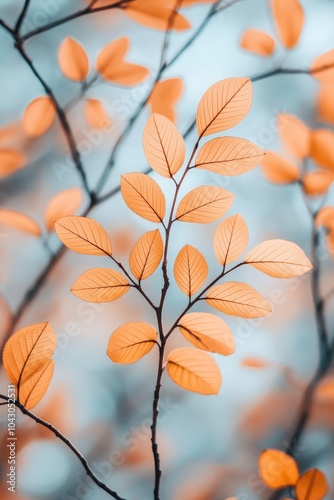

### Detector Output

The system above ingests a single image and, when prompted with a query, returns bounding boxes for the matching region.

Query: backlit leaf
[196,137,264,175]
[317,85,334,124]
[175,186,234,223]
[84,99,112,129]
[55,216,112,255]
[0,209,41,236]
[58,37,89,82]
[178,312,235,355]
[244,239,312,278]
[196,78,252,137]
[19,360,54,410]
[148,78,183,123]
[315,377,334,402]
[129,229,163,280]
[206,282,271,318]
[270,0,304,49]
[71,268,130,302]
[311,50,334,84]
[0,149,25,178]
[23,96,56,137]
[303,171,334,196]
[126,0,190,31]
[261,151,300,184]
[121,172,166,223]
[295,469,328,500]
[241,29,275,56]
[259,449,299,489]
[107,322,157,364]
[143,113,185,178]
[166,347,222,395]
[45,188,83,232]
[278,114,310,158]
[174,244,208,296]
[310,129,334,169]
[214,214,248,266]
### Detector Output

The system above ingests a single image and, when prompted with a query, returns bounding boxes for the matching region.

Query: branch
[15,0,31,33]
[0,395,126,500]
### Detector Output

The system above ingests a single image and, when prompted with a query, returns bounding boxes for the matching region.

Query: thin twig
[15,0,31,33]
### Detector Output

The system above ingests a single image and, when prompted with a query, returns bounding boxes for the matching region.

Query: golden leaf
[167,347,222,395]
[174,244,208,296]
[270,0,304,49]
[19,360,55,410]
[148,78,183,123]
[58,37,89,82]
[143,113,185,178]
[261,151,300,184]
[214,214,248,266]
[126,0,190,31]
[277,114,310,158]
[206,282,271,318]
[303,171,334,197]
[311,50,334,85]
[0,209,41,236]
[121,172,166,223]
[71,268,130,302]
[310,129,334,170]
[259,449,299,489]
[84,99,112,129]
[241,29,275,56]
[244,239,312,278]
[317,86,334,125]
[0,149,25,178]
[196,77,252,137]
[45,188,83,232]
[23,96,56,138]
[55,215,112,255]
[107,322,158,364]
[295,469,328,500]
[129,229,163,280]
[178,312,235,355]
[175,186,234,223]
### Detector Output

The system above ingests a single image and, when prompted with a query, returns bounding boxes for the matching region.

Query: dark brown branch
[15,0,31,33]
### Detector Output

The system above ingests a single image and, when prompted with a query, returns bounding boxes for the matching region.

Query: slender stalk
[15,0,31,33]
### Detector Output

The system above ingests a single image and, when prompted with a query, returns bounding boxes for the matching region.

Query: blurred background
[0,0,334,498]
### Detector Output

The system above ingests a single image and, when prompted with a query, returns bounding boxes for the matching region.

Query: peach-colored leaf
[55,216,112,255]
[241,357,269,368]
[175,186,234,223]
[45,188,83,232]
[214,214,248,266]
[310,129,334,169]
[126,0,190,31]
[107,322,157,364]
[270,0,304,49]
[58,37,89,82]
[147,78,183,123]
[261,151,300,184]
[84,99,112,129]
[315,377,334,402]
[0,209,41,236]
[196,137,264,175]
[295,469,328,500]
[121,172,166,223]
[96,37,149,85]
[174,244,208,296]
[206,282,271,318]
[315,207,334,230]
[143,113,185,178]
[241,29,275,56]
[178,312,235,355]
[166,347,222,395]
[311,50,334,84]
[196,78,252,137]
[259,449,299,488]
[129,229,163,280]
[19,360,55,410]
[317,85,334,125]
[23,96,56,137]
[71,268,130,302]
[278,114,310,158]
[303,171,334,196]
[0,149,26,178]
[244,239,312,278]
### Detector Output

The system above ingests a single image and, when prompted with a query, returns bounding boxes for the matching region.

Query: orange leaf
[244,239,312,278]
[295,469,328,500]
[303,170,334,196]
[0,149,25,178]
[315,207,334,230]
[45,187,83,232]
[241,29,275,56]
[326,230,334,258]
[143,113,185,178]
[121,172,166,223]
[214,214,248,266]
[19,360,55,410]
[206,282,271,318]
[126,0,190,31]
[315,377,334,402]
[196,78,252,137]
[310,129,334,169]
[178,312,235,355]
[148,78,183,123]
[311,50,334,84]
[84,99,112,129]
[174,244,208,296]
[55,216,112,255]
[58,37,89,82]
[261,151,300,184]
[241,357,269,368]
[196,137,264,175]
[97,37,149,85]
[71,268,130,302]
[317,85,334,124]
[278,114,310,158]
[270,0,304,49]
[166,347,222,395]
[23,96,56,137]
[129,229,163,280]
[175,186,234,223]
[0,209,41,236]
[107,322,157,364]
[259,449,299,489]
